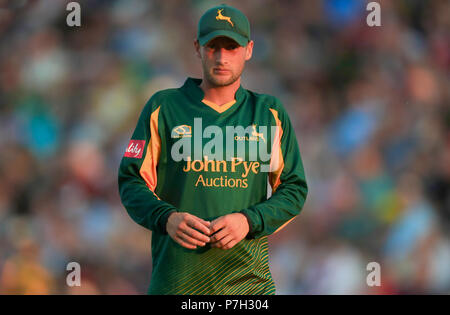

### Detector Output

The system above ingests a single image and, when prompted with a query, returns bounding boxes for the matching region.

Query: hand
[209,213,250,250]
[166,212,211,250]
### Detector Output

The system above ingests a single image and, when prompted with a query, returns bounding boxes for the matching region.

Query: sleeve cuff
[239,210,255,239]
[159,209,177,235]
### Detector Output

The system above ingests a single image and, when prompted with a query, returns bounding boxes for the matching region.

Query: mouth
[213,68,230,75]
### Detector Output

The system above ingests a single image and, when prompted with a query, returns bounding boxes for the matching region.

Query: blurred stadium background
[0,0,449,294]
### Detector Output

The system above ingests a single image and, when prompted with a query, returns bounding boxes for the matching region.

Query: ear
[244,40,254,61]
[194,39,202,59]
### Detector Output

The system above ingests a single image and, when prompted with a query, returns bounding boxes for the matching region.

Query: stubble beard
[203,62,244,87]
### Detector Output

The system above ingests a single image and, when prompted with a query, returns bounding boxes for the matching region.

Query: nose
[214,48,228,64]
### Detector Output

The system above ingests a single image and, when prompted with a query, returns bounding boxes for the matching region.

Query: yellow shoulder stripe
[139,106,162,200]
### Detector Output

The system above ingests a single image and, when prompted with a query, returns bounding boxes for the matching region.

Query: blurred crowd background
[0,0,449,294]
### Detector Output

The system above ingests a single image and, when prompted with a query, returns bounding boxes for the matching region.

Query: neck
[199,77,241,106]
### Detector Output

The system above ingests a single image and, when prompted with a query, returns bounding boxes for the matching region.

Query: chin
[209,74,236,87]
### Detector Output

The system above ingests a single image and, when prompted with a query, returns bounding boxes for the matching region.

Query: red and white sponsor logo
[124,140,145,158]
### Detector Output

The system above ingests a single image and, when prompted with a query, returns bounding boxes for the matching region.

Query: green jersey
[118,77,308,294]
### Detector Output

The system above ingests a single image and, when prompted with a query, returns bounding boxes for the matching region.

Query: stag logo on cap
[216,9,234,27]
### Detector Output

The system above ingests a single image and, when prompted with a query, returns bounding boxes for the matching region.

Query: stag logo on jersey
[216,9,234,27]
[124,140,145,158]
[172,125,192,138]
[235,124,267,143]
[251,124,266,143]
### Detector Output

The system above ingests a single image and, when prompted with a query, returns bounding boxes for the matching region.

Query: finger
[187,217,211,236]
[222,239,237,250]
[195,217,211,229]
[187,214,210,227]
[209,228,228,243]
[212,234,233,249]
[178,231,206,247]
[174,235,197,250]
[178,227,208,246]
[210,218,227,235]
[176,229,200,246]
[183,225,210,244]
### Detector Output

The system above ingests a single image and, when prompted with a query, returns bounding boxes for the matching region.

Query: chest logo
[172,125,192,138]
[251,124,266,143]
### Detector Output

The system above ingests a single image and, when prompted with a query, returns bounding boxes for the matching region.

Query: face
[195,36,253,87]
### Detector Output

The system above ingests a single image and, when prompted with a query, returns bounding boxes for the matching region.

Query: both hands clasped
[166,212,250,250]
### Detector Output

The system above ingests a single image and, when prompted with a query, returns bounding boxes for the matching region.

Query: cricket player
[118,4,308,294]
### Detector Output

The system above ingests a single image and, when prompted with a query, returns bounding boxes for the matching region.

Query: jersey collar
[181,77,246,113]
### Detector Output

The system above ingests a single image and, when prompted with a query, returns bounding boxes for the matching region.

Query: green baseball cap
[197,4,251,47]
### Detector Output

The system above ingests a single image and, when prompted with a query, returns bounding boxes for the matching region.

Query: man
[118,4,308,294]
